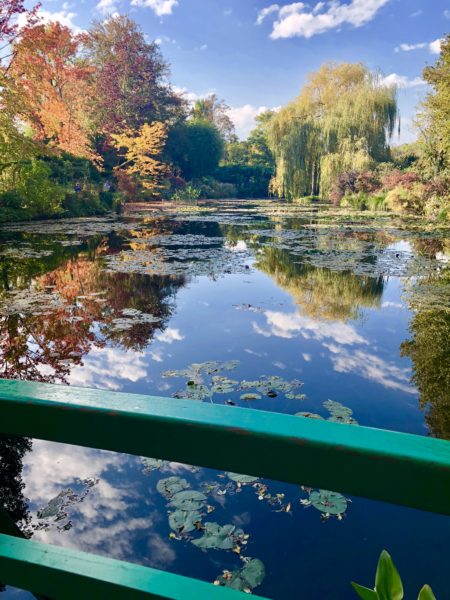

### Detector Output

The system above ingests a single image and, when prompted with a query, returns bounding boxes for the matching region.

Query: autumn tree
[269,62,398,199]
[191,94,235,141]
[111,122,169,195]
[7,22,98,161]
[0,0,40,66]
[86,15,184,138]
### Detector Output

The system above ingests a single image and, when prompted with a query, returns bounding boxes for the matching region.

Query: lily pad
[309,489,348,515]
[227,472,259,484]
[217,559,266,592]
[168,509,203,533]
[37,489,73,519]
[324,400,358,425]
[295,412,324,420]
[169,490,207,512]
[156,476,190,498]
[240,393,262,401]
[192,522,244,550]
[142,457,168,473]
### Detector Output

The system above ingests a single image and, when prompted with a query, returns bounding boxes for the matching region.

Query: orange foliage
[9,22,99,162]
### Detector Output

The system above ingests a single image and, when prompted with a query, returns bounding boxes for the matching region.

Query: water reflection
[0,202,449,599]
[401,268,450,439]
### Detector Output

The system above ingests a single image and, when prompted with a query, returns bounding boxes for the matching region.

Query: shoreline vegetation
[0,4,449,225]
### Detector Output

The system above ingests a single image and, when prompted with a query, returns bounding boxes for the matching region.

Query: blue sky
[30,0,449,141]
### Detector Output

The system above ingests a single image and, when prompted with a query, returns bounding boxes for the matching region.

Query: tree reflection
[401,269,450,439]
[0,225,186,554]
[256,246,384,321]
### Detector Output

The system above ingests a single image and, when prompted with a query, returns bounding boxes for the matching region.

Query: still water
[0,200,449,598]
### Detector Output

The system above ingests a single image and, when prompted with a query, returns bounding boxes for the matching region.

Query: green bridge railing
[0,378,449,599]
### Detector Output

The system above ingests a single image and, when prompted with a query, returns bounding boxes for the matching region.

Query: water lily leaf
[240,393,262,401]
[142,457,168,472]
[241,559,266,588]
[173,384,211,401]
[169,490,207,512]
[37,489,73,519]
[168,509,203,533]
[295,412,324,420]
[227,472,259,484]
[217,559,266,592]
[309,489,348,515]
[156,477,190,498]
[192,522,243,550]
[324,400,359,425]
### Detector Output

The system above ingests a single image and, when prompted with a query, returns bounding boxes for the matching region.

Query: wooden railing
[0,379,449,599]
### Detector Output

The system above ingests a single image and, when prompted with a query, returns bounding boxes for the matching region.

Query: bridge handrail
[1,378,449,598]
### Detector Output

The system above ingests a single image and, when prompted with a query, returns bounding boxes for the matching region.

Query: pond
[0,200,449,599]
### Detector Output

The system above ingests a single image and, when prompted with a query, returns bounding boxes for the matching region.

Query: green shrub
[385,183,426,215]
[171,185,201,201]
[11,160,65,217]
[62,189,107,217]
[366,193,388,211]
[340,192,370,210]
[0,190,23,210]
[195,177,237,199]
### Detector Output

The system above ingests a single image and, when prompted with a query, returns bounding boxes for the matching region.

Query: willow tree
[269,63,398,199]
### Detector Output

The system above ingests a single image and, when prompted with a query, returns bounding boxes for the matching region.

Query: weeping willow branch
[269,63,399,200]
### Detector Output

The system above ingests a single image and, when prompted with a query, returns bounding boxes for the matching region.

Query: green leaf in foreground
[375,550,403,600]
[351,550,436,600]
[351,582,378,600]
[418,585,437,600]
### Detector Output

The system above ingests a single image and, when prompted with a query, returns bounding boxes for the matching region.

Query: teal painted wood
[0,534,269,599]
[1,379,450,515]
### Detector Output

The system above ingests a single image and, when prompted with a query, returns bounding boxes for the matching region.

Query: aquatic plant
[352,550,436,600]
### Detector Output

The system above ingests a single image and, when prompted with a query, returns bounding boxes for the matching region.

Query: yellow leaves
[111,122,169,195]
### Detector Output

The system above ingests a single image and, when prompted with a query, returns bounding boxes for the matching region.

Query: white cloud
[395,42,426,52]
[172,86,216,105]
[381,73,427,88]
[155,327,184,343]
[130,0,178,17]
[227,104,273,139]
[256,310,367,345]
[96,0,119,15]
[23,440,129,505]
[257,0,390,40]
[444,10,450,19]
[410,9,422,18]
[395,39,443,55]
[17,9,83,33]
[69,346,147,390]
[326,346,416,394]
[429,38,442,54]
[256,4,280,25]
